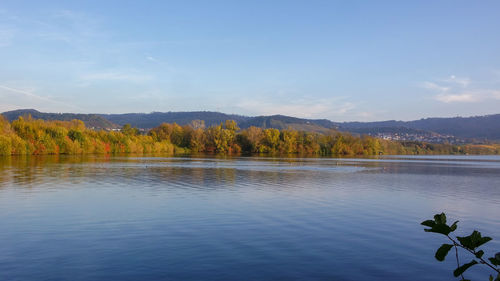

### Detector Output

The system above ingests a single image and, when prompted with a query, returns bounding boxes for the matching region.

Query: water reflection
[0,155,499,281]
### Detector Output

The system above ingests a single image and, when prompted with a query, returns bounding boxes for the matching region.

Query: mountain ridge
[2,109,500,141]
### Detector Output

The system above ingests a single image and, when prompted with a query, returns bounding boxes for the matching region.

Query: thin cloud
[0,84,51,101]
[435,93,477,103]
[421,81,449,92]
[0,84,78,110]
[236,97,357,119]
[441,75,471,87]
[422,75,500,103]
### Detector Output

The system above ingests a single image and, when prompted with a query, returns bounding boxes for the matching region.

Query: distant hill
[100,111,250,128]
[1,109,118,129]
[100,112,339,133]
[345,126,434,136]
[2,109,500,141]
[338,114,500,140]
[239,115,338,133]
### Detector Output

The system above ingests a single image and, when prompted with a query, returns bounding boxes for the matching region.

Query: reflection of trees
[0,155,113,188]
[1,156,499,203]
[0,155,341,192]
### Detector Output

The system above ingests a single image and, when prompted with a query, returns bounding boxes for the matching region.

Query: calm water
[0,155,499,281]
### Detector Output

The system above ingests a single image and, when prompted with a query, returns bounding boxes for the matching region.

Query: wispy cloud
[435,93,477,103]
[0,84,52,101]
[422,74,500,103]
[0,84,78,110]
[236,96,357,119]
[441,75,471,87]
[421,81,449,92]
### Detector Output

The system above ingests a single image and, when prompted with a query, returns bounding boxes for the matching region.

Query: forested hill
[239,115,338,133]
[1,109,117,129]
[101,111,249,128]
[3,109,500,141]
[1,109,339,132]
[338,114,500,140]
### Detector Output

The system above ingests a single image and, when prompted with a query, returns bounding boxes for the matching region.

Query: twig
[448,235,466,280]
[447,235,500,275]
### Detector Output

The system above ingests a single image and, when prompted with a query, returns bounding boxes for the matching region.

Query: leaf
[476,236,492,248]
[434,213,447,224]
[475,250,484,259]
[453,260,478,277]
[421,220,436,227]
[489,257,500,266]
[450,220,459,232]
[435,244,453,261]
[457,230,492,250]
[422,213,455,235]
[424,224,452,235]
[457,234,472,249]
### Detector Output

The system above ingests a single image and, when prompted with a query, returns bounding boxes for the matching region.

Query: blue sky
[1,0,500,121]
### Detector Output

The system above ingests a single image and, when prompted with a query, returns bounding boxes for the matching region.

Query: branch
[448,235,466,280]
[447,235,500,274]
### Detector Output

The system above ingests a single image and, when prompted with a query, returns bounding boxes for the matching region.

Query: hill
[338,114,500,141]
[238,115,338,133]
[1,109,118,129]
[2,109,500,142]
[100,112,339,133]
[100,111,250,128]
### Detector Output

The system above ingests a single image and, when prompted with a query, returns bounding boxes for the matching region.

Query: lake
[0,155,499,280]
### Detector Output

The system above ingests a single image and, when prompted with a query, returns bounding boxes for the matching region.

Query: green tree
[121,124,139,136]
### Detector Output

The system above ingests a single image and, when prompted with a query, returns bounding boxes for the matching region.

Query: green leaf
[457,230,492,250]
[424,224,452,235]
[474,250,484,259]
[450,220,459,232]
[422,213,456,235]
[434,213,447,224]
[457,234,473,249]
[421,220,436,227]
[476,236,492,248]
[489,257,500,266]
[435,244,453,261]
[453,260,478,277]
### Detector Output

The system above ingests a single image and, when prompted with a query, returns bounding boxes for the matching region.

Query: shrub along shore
[0,115,499,156]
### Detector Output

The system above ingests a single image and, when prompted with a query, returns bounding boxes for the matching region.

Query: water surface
[0,155,499,280]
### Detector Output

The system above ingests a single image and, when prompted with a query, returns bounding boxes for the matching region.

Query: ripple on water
[0,155,499,281]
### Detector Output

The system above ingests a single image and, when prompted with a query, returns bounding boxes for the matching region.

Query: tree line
[0,115,499,156]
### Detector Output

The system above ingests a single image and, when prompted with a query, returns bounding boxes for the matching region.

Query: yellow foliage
[0,117,498,156]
